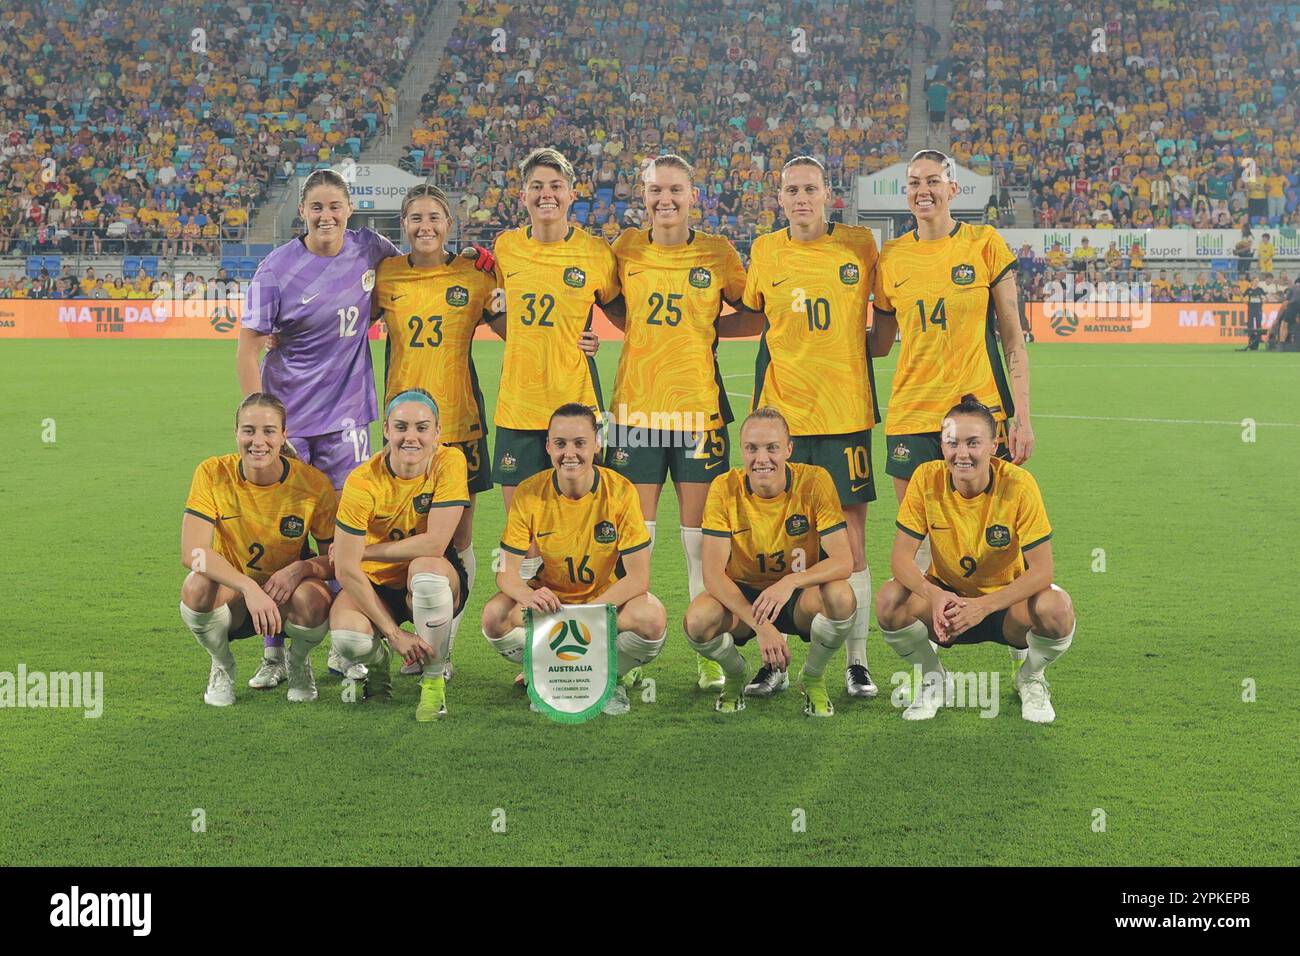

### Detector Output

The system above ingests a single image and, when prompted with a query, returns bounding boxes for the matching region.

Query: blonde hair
[236,392,298,458]
[400,183,453,219]
[641,153,695,184]
[520,147,575,185]
[741,405,790,439]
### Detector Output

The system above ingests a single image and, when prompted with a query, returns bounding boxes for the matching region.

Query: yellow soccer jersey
[500,466,650,604]
[702,462,847,588]
[493,225,620,430]
[874,222,1018,435]
[742,224,881,436]
[895,457,1052,598]
[184,454,335,585]
[375,253,501,443]
[609,228,746,428]
[335,445,470,588]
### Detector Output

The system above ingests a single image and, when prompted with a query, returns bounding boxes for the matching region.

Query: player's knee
[821,579,857,620]
[1030,587,1075,638]
[683,596,725,643]
[180,571,219,611]
[874,579,909,629]
[409,555,453,580]
[288,581,331,626]
[480,593,513,639]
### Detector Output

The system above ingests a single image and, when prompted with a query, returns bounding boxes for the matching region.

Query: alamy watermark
[890,666,1000,718]
[0,665,103,718]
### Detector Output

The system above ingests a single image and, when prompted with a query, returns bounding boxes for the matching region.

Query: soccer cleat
[901,670,949,720]
[697,656,726,691]
[400,660,422,676]
[514,671,527,689]
[248,657,286,689]
[1015,670,1056,723]
[799,670,834,717]
[286,657,317,703]
[328,646,368,681]
[203,661,235,707]
[743,664,789,697]
[620,666,642,689]
[415,676,448,721]
[845,663,879,699]
[714,662,749,714]
[444,661,455,682]
[602,684,631,716]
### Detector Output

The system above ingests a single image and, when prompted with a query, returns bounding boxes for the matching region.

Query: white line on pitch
[1035,413,1300,428]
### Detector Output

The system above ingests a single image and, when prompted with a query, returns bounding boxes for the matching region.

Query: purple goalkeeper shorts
[298,427,371,490]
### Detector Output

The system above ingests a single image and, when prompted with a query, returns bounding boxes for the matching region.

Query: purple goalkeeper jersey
[241,228,400,438]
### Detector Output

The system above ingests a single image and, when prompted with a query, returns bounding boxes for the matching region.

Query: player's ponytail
[945,394,997,437]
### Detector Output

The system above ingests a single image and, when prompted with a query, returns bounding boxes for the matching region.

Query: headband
[385,390,440,419]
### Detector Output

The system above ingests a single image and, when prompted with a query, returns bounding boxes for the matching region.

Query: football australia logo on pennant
[524,604,617,723]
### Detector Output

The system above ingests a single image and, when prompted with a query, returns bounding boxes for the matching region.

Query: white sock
[1024,625,1074,680]
[1009,646,1028,664]
[411,572,454,677]
[284,620,327,668]
[448,609,464,662]
[644,520,656,555]
[881,619,942,678]
[681,526,704,600]
[805,613,853,679]
[846,567,872,666]
[519,555,543,581]
[265,644,286,664]
[616,628,664,677]
[690,631,746,678]
[180,601,235,673]
[330,629,385,667]
[486,625,525,664]
[458,544,477,594]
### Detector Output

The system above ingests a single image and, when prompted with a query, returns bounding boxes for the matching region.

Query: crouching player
[684,407,857,716]
[180,393,337,706]
[875,396,1075,723]
[481,403,666,716]
[329,389,470,721]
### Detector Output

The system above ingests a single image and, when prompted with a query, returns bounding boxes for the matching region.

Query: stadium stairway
[907,0,954,154]
[247,0,459,242]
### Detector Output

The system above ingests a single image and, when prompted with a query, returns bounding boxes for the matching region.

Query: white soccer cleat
[901,670,948,721]
[602,684,631,716]
[286,658,318,703]
[204,661,236,707]
[400,660,422,676]
[328,646,368,681]
[845,663,879,699]
[1015,670,1056,723]
[743,664,789,697]
[248,657,286,689]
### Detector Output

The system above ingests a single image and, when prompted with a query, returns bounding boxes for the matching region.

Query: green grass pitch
[1,340,1296,866]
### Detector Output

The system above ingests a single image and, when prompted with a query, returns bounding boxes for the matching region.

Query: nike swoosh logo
[628,270,645,276]
[931,524,949,530]
[506,271,522,278]
[537,531,556,537]
[772,277,790,287]
[391,293,406,301]
[851,483,870,492]
[301,292,320,304]
[705,460,725,470]
[733,527,750,534]
[218,515,240,521]
[375,514,391,520]
[895,277,910,287]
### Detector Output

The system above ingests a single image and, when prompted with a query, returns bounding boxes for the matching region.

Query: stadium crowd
[0,0,430,258]
[410,0,914,254]
[945,0,1300,230]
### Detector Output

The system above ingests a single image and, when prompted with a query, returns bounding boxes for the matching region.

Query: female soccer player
[684,407,856,716]
[871,149,1034,579]
[374,184,503,677]
[235,168,400,682]
[179,393,337,706]
[875,397,1074,723]
[605,154,755,693]
[739,155,884,701]
[481,404,666,717]
[328,390,470,722]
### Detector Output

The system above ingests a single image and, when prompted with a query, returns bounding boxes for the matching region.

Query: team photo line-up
[180,145,1076,724]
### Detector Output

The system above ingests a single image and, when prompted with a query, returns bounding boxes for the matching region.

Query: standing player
[235,168,400,686]
[481,404,666,716]
[328,390,470,722]
[876,397,1074,722]
[179,394,336,706]
[739,156,882,701]
[374,184,503,677]
[871,149,1034,672]
[605,154,755,692]
[684,408,857,715]
[491,148,621,535]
